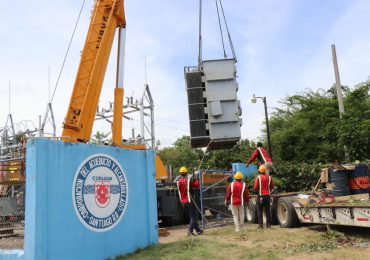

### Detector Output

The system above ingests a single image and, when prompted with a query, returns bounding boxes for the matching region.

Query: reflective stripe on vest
[258,175,271,196]
[231,182,234,205]
[176,179,182,201]
[257,147,267,164]
[187,176,191,202]
[231,181,246,205]
[176,176,191,203]
[268,176,271,194]
[241,182,246,205]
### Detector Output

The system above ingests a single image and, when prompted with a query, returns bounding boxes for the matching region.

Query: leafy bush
[272,160,327,192]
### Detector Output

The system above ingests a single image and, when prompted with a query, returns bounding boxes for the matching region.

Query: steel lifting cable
[198,0,203,67]
[196,2,237,179]
[215,0,227,58]
[219,0,236,60]
[50,0,86,103]
[196,120,234,172]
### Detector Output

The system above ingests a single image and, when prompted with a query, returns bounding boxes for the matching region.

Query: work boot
[257,224,263,229]
[266,223,271,228]
[197,229,204,235]
[187,231,196,236]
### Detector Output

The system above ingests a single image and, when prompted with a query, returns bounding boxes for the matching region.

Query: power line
[155,131,182,138]
[155,123,188,132]
[155,115,188,125]
[50,0,86,103]
[127,117,188,132]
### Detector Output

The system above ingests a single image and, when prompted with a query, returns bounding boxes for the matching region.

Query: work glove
[271,186,278,194]
[224,200,228,207]
[245,163,249,168]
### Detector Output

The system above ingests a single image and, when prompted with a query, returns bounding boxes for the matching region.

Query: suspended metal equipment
[185,0,242,149]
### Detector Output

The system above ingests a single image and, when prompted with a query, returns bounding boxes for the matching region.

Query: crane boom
[62,0,125,143]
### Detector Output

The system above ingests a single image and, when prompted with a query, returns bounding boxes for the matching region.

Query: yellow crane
[61,0,143,149]
[61,0,167,178]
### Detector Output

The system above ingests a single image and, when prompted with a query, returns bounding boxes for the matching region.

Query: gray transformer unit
[185,58,242,149]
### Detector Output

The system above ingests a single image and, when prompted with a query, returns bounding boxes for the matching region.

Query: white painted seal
[72,153,128,232]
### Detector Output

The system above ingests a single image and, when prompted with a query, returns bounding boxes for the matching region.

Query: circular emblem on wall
[72,153,128,232]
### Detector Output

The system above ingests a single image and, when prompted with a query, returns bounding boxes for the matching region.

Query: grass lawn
[115,224,370,260]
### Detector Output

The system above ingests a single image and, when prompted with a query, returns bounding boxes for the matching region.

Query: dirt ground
[0,238,23,250]
[159,224,189,244]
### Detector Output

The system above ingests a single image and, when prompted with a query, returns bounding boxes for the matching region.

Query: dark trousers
[183,202,200,233]
[256,195,271,225]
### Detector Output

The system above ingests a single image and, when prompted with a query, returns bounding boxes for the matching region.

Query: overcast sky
[0,0,369,148]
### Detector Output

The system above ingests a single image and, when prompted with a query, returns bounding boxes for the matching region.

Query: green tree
[337,81,370,160]
[269,81,370,163]
[91,131,111,145]
[157,137,256,173]
[157,136,203,175]
[205,139,255,169]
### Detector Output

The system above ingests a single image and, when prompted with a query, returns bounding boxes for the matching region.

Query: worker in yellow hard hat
[253,165,274,228]
[225,172,249,232]
[177,166,203,236]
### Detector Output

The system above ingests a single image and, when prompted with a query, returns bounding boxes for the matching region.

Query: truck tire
[245,200,258,223]
[270,203,279,225]
[161,216,176,226]
[161,201,185,226]
[277,197,299,228]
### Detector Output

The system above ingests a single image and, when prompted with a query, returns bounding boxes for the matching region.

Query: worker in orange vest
[253,165,274,228]
[225,172,250,232]
[177,166,203,236]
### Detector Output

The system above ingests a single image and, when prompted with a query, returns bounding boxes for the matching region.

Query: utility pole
[331,44,349,161]
[263,97,272,159]
[251,95,272,159]
[331,44,345,117]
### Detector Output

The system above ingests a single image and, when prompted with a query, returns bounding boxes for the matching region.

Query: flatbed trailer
[290,197,370,228]
[246,163,370,228]
[246,193,370,228]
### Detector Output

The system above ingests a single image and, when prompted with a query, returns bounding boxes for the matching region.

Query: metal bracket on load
[350,207,354,219]
[331,207,336,220]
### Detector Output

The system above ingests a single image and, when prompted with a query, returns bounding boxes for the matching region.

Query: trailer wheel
[161,202,185,226]
[270,203,278,225]
[277,197,299,228]
[161,216,176,226]
[245,200,258,223]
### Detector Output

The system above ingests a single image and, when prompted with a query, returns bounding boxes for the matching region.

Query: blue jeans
[183,202,200,233]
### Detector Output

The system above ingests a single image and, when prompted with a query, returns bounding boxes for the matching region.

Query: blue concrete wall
[0,251,24,260]
[232,163,258,179]
[0,139,158,260]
